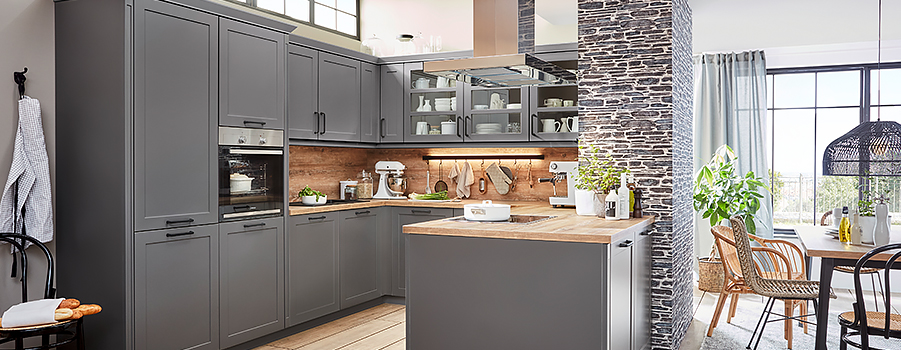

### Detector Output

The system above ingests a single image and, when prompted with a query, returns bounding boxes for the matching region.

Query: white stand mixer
[373,161,407,199]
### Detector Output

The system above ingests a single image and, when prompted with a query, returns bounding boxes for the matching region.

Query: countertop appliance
[373,161,407,199]
[538,161,578,208]
[218,127,284,221]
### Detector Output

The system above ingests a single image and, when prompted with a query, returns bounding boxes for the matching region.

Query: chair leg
[753,297,777,350]
[727,293,740,323]
[871,272,880,312]
[840,324,847,350]
[783,300,793,349]
[707,290,731,337]
[15,337,23,350]
[77,319,85,350]
[42,334,49,348]
[748,297,774,349]
[801,301,808,334]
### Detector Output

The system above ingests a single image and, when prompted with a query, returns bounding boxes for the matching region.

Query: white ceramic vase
[859,216,876,244]
[575,189,598,216]
[875,203,890,246]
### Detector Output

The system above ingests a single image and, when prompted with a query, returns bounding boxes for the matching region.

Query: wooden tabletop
[794,225,901,260]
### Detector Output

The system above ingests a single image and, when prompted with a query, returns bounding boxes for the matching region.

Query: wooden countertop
[405,202,654,244]
[288,199,473,215]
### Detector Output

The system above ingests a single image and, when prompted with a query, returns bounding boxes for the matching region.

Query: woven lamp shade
[823,121,901,176]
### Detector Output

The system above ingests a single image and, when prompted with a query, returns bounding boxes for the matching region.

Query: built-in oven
[218,127,284,222]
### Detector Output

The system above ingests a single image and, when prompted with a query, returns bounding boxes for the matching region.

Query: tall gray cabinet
[219,18,286,129]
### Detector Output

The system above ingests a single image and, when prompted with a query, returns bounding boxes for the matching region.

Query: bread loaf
[73,304,101,316]
[58,298,80,309]
[54,309,73,321]
[69,310,83,320]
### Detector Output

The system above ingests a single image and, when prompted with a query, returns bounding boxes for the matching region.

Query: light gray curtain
[693,50,773,238]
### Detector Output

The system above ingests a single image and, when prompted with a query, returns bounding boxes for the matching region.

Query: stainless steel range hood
[423,0,576,87]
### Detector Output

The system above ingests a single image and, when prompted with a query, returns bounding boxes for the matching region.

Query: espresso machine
[373,161,408,199]
[538,161,578,207]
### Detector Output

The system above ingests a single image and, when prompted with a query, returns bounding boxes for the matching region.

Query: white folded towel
[1,298,64,328]
[456,162,474,198]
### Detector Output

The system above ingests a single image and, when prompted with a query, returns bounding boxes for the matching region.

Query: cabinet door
[219,18,286,129]
[632,231,651,350]
[404,62,465,143]
[464,86,529,142]
[528,84,578,141]
[379,64,405,143]
[219,217,285,348]
[287,44,319,140]
[610,238,633,350]
[287,212,340,326]
[318,53,361,141]
[339,209,380,308]
[392,207,456,296]
[134,0,218,231]
[360,62,381,143]
[134,224,219,350]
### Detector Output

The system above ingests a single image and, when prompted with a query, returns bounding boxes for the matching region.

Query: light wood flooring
[253,304,406,350]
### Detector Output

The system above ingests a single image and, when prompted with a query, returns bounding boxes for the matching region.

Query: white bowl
[301,195,327,205]
[507,103,522,109]
[434,98,452,103]
[435,105,451,111]
[474,104,489,110]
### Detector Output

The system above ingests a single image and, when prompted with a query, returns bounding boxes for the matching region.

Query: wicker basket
[698,256,724,292]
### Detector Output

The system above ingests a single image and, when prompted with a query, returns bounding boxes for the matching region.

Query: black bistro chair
[0,233,84,350]
[839,242,901,350]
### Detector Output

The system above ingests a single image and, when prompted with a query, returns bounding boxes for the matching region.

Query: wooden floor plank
[297,319,396,350]
[377,309,406,323]
[268,304,404,349]
[380,338,406,350]
[339,323,406,350]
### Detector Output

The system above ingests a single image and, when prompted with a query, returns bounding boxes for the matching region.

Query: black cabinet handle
[411,209,432,214]
[233,205,252,212]
[243,222,266,228]
[530,114,539,137]
[464,116,471,137]
[313,112,320,134]
[166,231,195,238]
[243,120,266,127]
[308,215,327,221]
[355,210,371,215]
[380,118,386,138]
[456,117,462,138]
[639,230,650,236]
[618,240,634,248]
[320,112,326,134]
[166,218,194,226]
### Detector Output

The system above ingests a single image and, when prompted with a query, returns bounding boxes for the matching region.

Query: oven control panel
[219,126,284,147]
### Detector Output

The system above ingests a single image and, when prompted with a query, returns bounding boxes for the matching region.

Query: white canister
[574,189,598,216]
[441,121,456,135]
[339,180,358,200]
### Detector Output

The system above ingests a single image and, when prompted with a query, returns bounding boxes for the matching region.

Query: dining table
[794,225,901,350]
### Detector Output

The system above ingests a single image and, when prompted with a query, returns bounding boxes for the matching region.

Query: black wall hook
[13,67,27,100]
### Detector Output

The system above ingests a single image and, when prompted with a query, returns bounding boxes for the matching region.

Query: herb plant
[574,144,629,193]
[693,145,769,234]
[299,186,325,201]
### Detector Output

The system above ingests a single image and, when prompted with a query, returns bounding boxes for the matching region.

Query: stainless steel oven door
[218,127,284,221]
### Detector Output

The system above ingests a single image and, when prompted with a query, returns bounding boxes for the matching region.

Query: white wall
[0,0,56,313]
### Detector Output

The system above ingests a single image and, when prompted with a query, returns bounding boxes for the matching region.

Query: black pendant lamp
[823,0,901,176]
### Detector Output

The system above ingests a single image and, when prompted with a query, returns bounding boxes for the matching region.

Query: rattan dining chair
[729,215,822,350]
[838,242,901,350]
[821,210,888,312]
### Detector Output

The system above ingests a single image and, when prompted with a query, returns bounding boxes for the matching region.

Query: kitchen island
[403,206,654,350]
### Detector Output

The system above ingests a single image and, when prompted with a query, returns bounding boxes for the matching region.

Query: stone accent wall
[518,0,535,54]
[577,0,693,349]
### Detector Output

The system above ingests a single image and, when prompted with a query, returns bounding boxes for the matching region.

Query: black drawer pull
[309,215,327,221]
[618,240,634,248]
[243,222,266,228]
[166,231,195,238]
[243,120,266,126]
[639,230,650,236]
[355,210,371,215]
[166,218,194,226]
[411,209,432,214]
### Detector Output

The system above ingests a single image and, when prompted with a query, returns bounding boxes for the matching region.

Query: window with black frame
[768,64,901,233]
[229,0,359,39]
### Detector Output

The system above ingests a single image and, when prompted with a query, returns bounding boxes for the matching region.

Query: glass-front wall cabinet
[404,62,464,142]
[464,86,529,142]
[529,84,578,141]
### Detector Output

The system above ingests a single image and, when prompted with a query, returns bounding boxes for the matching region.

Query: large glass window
[230,0,359,39]
[768,64,901,231]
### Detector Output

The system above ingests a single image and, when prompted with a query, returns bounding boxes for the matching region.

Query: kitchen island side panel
[407,234,605,350]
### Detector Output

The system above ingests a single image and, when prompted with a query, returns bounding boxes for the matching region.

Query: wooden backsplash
[289,146,579,202]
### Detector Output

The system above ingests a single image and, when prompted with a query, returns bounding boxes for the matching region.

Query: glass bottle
[345,184,358,201]
[618,173,630,220]
[839,206,850,243]
[605,189,619,221]
[357,170,373,199]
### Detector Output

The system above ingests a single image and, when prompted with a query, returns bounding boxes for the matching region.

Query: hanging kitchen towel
[486,162,513,195]
[447,161,460,185]
[455,161,474,198]
[0,96,54,246]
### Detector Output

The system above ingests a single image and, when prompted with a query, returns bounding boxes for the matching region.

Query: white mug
[541,119,560,133]
[416,121,429,135]
[544,98,563,107]
[563,116,578,133]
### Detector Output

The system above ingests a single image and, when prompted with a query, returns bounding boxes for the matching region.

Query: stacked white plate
[475,123,502,134]
[434,98,452,111]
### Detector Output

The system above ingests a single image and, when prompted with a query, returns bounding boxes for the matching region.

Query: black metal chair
[0,233,83,350]
[839,242,901,350]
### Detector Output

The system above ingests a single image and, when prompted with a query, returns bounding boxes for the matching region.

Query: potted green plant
[573,144,629,217]
[693,144,769,292]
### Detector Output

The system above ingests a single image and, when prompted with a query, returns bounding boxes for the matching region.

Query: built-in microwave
[218,127,284,222]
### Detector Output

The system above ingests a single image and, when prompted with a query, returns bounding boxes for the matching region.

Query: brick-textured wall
[518,0,535,54]
[577,0,693,349]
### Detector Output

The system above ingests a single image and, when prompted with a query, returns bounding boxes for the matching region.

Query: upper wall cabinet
[360,62,380,143]
[219,18,286,130]
[379,64,404,143]
[134,0,219,231]
[288,44,362,142]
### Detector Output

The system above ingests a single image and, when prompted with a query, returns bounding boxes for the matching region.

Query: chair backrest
[0,233,55,301]
[852,242,901,347]
[748,233,806,277]
[710,225,744,280]
[729,216,767,293]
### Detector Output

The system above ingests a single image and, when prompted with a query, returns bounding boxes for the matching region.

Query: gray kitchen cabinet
[287,212,340,326]
[339,209,381,308]
[360,62,381,143]
[134,224,219,350]
[134,0,218,232]
[632,230,651,350]
[219,18,286,129]
[528,84,578,141]
[379,64,405,143]
[392,207,456,296]
[610,234,635,350]
[463,86,530,142]
[318,52,362,141]
[287,44,319,140]
[219,217,285,348]
[403,62,465,143]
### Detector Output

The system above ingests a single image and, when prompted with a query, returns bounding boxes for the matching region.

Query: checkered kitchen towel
[0,96,53,245]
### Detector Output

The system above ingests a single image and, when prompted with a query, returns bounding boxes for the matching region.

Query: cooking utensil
[464,200,511,221]
[528,161,534,188]
[435,160,448,193]
[229,173,254,194]
[478,160,487,194]
[425,161,432,193]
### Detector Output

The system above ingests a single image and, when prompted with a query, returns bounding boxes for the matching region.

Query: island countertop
[402,202,654,244]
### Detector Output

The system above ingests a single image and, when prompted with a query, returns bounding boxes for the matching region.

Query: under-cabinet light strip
[422,154,544,160]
